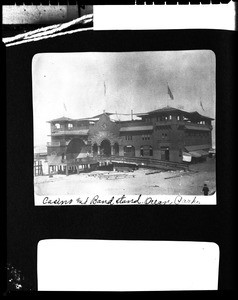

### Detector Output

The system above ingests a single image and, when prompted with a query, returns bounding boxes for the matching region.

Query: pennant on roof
[200,100,205,111]
[167,84,174,100]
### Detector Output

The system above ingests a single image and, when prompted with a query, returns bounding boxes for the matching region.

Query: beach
[34,157,216,196]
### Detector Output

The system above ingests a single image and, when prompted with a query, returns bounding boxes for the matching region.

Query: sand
[34,157,216,196]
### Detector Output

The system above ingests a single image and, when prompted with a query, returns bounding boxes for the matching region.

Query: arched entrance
[113,142,119,156]
[66,138,85,160]
[124,145,135,157]
[140,145,153,157]
[100,139,111,157]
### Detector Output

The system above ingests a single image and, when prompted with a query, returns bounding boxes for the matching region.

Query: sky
[32,50,215,148]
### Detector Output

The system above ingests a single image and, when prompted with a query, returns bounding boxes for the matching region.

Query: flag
[63,103,67,112]
[167,84,174,100]
[200,100,205,111]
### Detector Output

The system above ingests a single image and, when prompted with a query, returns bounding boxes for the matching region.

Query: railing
[47,154,189,171]
[51,129,89,136]
[97,155,189,170]
[156,120,212,129]
[47,141,72,147]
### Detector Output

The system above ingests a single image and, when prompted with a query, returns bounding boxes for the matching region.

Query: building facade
[46,106,214,169]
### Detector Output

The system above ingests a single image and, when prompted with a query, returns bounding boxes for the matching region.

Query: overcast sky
[32,50,215,148]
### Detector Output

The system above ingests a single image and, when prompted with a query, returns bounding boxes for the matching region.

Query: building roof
[138,106,214,120]
[188,111,214,121]
[185,144,211,152]
[119,125,153,132]
[91,112,114,118]
[47,116,74,123]
[184,125,211,131]
[47,113,115,123]
[74,118,97,122]
[146,106,182,114]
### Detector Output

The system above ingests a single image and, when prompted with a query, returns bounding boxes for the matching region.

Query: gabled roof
[90,112,114,118]
[185,144,211,151]
[188,111,214,121]
[146,106,182,115]
[47,116,73,123]
[138,106,214,120]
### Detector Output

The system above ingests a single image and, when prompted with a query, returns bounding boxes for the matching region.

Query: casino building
[46,106,214,173]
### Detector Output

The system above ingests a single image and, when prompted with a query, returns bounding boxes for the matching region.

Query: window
[68,123,73,129]
[179,149,182,157]
[177,115,180,121]
[169,115,172,120]
[162,133,168,139]
[125,135,132,140]
[54,123,60,129]
[142,134,150,140]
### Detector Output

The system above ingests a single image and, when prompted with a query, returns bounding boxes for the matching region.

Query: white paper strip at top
[94,3,235,31]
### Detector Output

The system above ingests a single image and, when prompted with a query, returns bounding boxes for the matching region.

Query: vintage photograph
[33,50,216,204]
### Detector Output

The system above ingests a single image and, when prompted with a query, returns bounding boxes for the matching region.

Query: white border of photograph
[38,239,220,291]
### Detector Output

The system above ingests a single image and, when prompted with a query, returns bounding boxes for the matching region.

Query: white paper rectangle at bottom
[37,240,219,291]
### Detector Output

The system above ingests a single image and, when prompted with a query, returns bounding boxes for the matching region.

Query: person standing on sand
[202,183,209,196]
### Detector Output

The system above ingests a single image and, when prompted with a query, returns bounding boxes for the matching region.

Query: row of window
[53,123,89,130]
[161,133,168,139]
[142,134,150,140]
[186,131,210,137]
[145,116,209,124]
[54,123,73,129]
[125,131,209,141]
[125,135,151,141]
[145,115,172,122]
[125,135,133,140]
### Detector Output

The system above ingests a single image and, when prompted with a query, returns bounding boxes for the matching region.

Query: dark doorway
[100,139,111,157]
[114,142,119,156]
[140,146,143,156]
[161,147,170,161]
[92,143,98,156]
[140,145,153,156]
[124,145,135,157]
